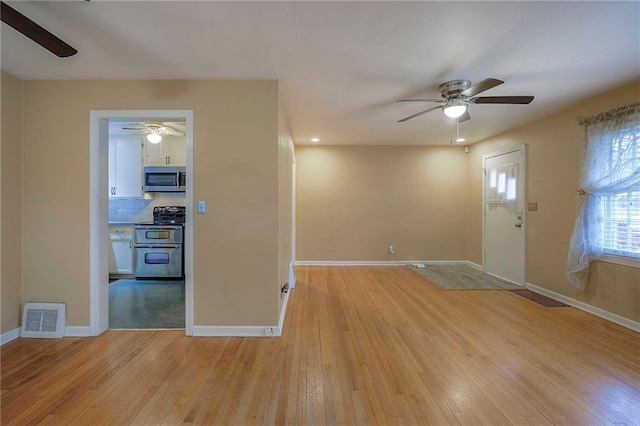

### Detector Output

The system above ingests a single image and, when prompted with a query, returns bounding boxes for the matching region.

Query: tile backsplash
[109,193,186,223]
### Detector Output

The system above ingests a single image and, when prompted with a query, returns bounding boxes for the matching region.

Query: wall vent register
[21,303,66,338]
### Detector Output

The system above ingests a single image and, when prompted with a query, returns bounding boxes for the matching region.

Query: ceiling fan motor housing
[439,80,472,98]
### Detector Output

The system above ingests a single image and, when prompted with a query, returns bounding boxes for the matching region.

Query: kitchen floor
[109,279,185,329]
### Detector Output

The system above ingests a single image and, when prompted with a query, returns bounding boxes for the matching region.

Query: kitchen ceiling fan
[0,1,78,58]
[397,78,534,123]
[122,122,185,144]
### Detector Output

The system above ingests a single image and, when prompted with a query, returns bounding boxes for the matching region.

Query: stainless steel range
[133,206,185,279]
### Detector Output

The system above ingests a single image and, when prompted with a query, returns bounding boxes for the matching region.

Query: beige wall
[296,145,468,261]
[1,72,23,334]
[467,81,640,322]
[19,79,283,327]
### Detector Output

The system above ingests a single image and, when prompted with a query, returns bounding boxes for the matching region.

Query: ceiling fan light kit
[146,133,163,144]
[397,78,534,126]
[443,98,467,118]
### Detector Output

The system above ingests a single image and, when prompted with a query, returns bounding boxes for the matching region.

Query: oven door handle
[133,244,182,249]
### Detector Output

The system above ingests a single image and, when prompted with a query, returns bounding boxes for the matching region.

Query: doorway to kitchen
[89,110,194,335]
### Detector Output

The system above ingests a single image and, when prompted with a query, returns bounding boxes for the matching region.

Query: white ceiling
[2,1,639,146]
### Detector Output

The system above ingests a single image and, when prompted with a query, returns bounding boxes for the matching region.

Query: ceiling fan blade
[1,2,77,58]
[122,127,146,131]
[398,105,442,123]
[461,78,504,98]
[457,110,471,123]
[163,122,187,132]
[471,96,534,104]
[162,127,185,137]
[396,98,445,103]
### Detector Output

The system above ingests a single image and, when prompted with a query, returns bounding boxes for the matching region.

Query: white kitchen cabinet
[109,226,134,275]
[144,136,186,166]
[109,137,143,198]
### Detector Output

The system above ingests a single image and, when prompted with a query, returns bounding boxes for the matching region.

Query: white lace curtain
[566,104,640,292]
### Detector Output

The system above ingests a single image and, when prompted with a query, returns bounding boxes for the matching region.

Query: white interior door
[483,146,526,285]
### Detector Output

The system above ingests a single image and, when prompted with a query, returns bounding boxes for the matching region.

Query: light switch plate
[197,201,206,214]
[528,202,538,211]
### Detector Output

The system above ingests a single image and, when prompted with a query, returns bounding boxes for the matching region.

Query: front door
[483,146,526,285]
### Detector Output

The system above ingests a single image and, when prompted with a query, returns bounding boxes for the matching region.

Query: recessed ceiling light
[456,137,466,143]
[311,137,320,143]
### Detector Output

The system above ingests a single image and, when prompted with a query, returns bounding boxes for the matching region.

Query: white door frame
[89,110,194,336]
[482,144,527,284]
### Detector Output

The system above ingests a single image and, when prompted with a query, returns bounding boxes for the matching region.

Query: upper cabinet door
[144,138,169,166]
[109,137,143,198]
[144,136,186,166]
[167,137,187,166]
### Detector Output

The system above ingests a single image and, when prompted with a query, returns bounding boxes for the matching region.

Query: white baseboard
[466,261,483,270]
[64,326,92,337]
[295,260,475,267]
[192,291,290,338]
[0,327,21,345]
[192,326,272,337]
[0,325,92,344]
[295,260,405,266]
[525,282,639,333]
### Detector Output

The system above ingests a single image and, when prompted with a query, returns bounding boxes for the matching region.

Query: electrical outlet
[264,327,273,336]
[528,202,538,211]
[388,245,395,254]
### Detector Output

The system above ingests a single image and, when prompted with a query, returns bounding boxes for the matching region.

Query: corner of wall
[1,71,24,334]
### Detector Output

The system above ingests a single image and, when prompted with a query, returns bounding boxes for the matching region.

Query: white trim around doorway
[89,110,194,336]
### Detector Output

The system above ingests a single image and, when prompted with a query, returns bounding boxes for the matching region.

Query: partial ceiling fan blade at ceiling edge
[471,96,534,104]
[397,105,443,123]
[0,2,77,58]
[460,78,504,98]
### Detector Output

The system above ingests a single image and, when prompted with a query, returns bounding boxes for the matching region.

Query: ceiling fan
[397,78,534,123]
[1,1,78,58]
[122,123,186,144]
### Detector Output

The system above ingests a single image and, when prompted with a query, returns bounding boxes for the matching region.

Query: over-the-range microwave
[143,166,186,192]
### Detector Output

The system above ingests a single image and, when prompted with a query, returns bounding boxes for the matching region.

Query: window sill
[599,254,640,269]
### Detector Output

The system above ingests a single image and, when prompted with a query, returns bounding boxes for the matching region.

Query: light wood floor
[2,266,639,425]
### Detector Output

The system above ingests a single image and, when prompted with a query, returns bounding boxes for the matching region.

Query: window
[600,127,640,259]
[566,105,640,291]
[602,191,640,258]
[486,163,518,204]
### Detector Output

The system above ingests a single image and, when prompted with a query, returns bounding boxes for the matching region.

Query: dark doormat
[510,289,568,307]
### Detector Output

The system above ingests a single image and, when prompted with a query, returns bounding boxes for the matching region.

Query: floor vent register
[21,302,66,338]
